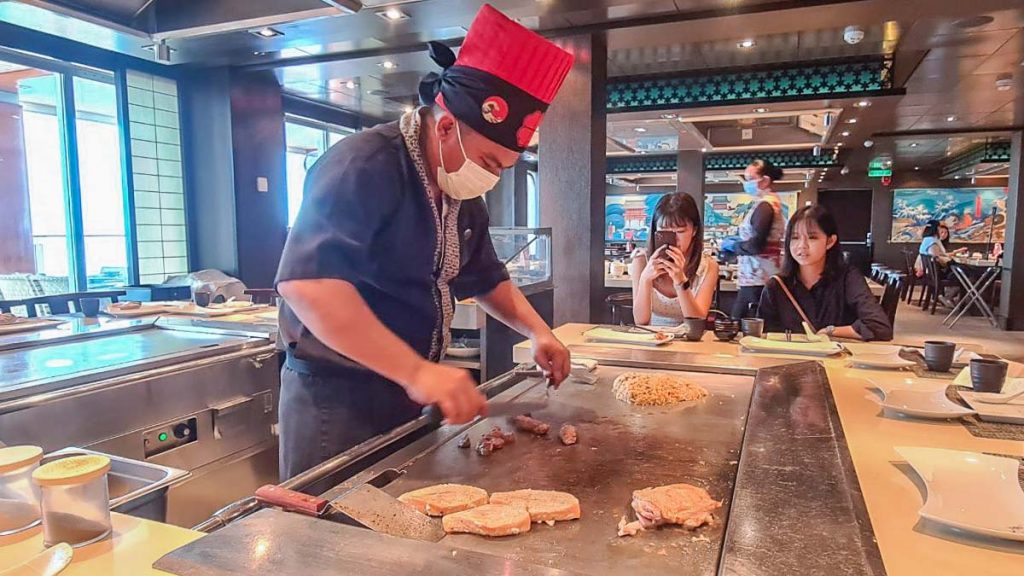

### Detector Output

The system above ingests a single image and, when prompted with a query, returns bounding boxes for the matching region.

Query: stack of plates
[896,447,1024,542]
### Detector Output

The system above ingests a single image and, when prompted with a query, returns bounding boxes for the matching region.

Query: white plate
[583,327,675,347]
[896,447,1024,542]
[959,379,1024,425]
[0,317,66,335]
[739,336,843,357]
[848,353,916,370]
[872,381,975,419]
[103,303,169,317]
[165,303,264,317]
[843,342,904,356]
[446,338,481,358]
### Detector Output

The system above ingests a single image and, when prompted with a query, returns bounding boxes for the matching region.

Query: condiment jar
[32,454,112,548]
[0,445,43,534]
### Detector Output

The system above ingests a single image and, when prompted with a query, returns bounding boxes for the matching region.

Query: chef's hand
[531,333,571,387]
[405,361,486,424]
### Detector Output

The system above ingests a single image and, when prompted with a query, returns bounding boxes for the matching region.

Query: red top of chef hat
[454,4,574,105]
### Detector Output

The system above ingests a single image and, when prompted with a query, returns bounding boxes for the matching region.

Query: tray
[583,327,674,347]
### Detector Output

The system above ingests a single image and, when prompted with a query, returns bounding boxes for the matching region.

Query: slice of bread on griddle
[441,503,531,537]
[397,483,488,517]
[489,489,581,523]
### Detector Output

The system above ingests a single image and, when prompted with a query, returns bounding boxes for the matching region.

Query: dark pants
[732,285,765,319]
[278,364,421,481]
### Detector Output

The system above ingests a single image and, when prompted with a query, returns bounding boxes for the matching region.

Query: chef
[275,4,575,480]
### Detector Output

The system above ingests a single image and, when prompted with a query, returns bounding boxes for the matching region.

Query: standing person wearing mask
[274,5,574,480]
[720,159,787,319]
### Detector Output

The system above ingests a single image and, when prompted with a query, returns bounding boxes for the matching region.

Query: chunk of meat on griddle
[457,435,471,449]
[617,515,644,537]
[630,483,720,531]
[558,424,577,446]
[475,426,514,456]
[512,414,550,436]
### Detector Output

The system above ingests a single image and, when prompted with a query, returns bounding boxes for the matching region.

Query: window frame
[284,113,356,227]
[0,46,138,291]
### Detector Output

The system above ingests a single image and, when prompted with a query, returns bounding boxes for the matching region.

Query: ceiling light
[251,27,283,38]
[946,115,957,122]
[380,60,398,70]
[737,39,756,49]
[836,142,844,147]
[753,107,768,113]
[659,113,677,120]
[634,127,647,133]
[345,80,355,89]
[910,142,919,147]
[378,8,409,21]
[700,147,707,153]
[914,166,920,171]
[841,130,850,137]
[854,100,871,108]
[846,118,858,124]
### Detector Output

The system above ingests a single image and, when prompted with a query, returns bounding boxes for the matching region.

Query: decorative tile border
[606,150,841,174]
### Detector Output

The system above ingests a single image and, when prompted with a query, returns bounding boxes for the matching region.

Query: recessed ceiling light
[345,80,355,89]
[700,147,707,153]
[737,39,756,49]
[753,107,768,113]
[946,115,957,122]
[634,127,647,133]
[660,113,677,120]
[914,166,920,170]
[846,118,857,124]
[854,100,871,108]
[378,8,409,21]
[841,130,850,137]
[379,60,398,70]
[251,27,283,38]
[836,142,844,147]
[910,142,919,147]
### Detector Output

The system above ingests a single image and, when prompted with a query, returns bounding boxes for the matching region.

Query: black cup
[923,341,956,373]
[193,291,212,307]
[683,317,706,342]
[970,359,1008,393]
[79,297,100,317]
[740,317,764,338]
[714,318,740,341]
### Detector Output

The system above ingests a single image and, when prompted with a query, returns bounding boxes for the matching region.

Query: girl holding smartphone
[629,193,719,326]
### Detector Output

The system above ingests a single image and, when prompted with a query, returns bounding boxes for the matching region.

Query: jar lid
[0,445,43,473]
[32,455,111,487]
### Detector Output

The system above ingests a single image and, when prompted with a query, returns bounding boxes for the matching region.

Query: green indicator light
[158,432,168,442]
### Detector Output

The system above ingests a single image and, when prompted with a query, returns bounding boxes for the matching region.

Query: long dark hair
[921,219,940,238]
[781,205,844,280]
[646,193,703,281]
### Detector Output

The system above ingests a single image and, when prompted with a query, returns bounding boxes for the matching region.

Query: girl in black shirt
[758,205,893,341]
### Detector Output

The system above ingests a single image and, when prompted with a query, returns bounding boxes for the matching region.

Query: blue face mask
[742,179,760,194]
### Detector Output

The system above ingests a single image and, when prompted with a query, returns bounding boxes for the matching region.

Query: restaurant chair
[243,288,279,305]
[879,275,903,328]
[920,256,957,315]
[901,250,920,304]
[605,293,634,325]
[0,291,126,318]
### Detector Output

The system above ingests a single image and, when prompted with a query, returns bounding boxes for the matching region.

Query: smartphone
[653,230,676,259]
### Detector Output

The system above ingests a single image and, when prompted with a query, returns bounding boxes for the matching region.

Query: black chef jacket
[274,119,510,377]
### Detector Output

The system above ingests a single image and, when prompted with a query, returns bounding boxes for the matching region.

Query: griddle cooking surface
[378,366,754,575]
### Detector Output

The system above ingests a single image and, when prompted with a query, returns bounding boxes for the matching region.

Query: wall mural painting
[890,188,1008,244]
[605,194,666,242]
[703,191,799,243]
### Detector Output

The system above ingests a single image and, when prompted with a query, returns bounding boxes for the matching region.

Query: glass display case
[489,227,552,289]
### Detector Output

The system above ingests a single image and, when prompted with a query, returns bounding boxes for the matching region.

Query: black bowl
[714,319,740,341]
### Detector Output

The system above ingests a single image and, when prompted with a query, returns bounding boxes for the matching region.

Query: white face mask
[436,121,500,200]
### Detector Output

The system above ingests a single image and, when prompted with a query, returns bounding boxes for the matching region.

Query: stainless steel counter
[159,352,883,575]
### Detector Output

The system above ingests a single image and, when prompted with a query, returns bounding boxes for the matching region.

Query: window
[526,169,540,228]
[285,115,355,226]
[0,51,186,299]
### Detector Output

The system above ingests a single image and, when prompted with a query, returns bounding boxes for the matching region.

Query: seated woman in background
[630,193,719,326]
[939,224,968,256]
[758,205,892,341]
[916,220,954,272]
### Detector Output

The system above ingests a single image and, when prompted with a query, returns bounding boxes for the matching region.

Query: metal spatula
[255,484,445,542]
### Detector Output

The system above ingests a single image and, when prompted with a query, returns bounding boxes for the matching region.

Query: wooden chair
[243,289,279,305]
[919,256,958,315]
[0,290,126,318]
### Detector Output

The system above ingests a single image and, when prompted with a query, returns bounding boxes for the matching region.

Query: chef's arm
[278,278,485,423]
[475,280,571,383]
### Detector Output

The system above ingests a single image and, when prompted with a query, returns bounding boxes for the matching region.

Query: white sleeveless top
[639,253,712,326]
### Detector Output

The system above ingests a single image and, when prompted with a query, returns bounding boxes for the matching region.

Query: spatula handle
[255,484,329,517]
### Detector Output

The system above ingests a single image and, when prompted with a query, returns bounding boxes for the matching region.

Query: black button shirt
[757,265,893,341]
[275,120,510,376]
